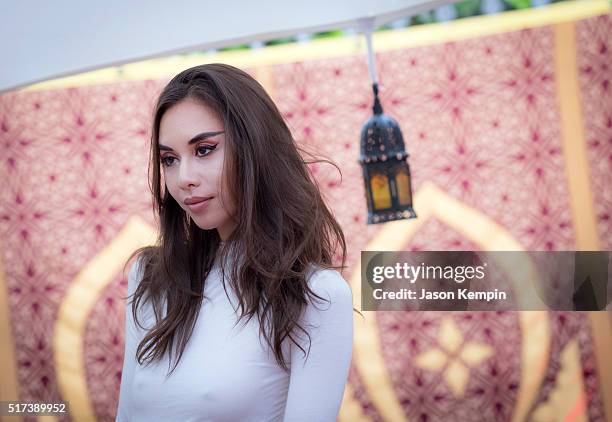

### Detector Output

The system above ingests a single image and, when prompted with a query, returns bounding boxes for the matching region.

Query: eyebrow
[158,131,224,151]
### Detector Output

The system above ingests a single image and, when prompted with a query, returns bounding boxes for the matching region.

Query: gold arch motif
[531,339,587,421]
[53,216,157,422]
[342,181,551,422]
[554,22,600,251]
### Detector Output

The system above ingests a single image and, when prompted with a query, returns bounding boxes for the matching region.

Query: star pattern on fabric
[414,317,493,397]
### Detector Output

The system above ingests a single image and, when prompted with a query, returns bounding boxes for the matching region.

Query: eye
[160,156,176,167]
[160,144,217,168]
[196,144,216,157]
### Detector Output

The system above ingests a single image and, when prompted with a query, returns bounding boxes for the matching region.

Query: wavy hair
[123,63,349,376]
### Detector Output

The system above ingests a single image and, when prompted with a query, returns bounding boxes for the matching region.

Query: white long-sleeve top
[116,254,354,422]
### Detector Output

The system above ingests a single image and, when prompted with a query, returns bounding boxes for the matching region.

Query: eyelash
[160,144,217,167]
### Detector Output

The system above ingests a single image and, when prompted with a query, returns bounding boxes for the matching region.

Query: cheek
[162,171,181,201]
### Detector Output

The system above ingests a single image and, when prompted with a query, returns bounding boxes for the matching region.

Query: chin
[190,216,218,231]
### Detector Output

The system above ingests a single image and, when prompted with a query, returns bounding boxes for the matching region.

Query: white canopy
[0,0,455,93]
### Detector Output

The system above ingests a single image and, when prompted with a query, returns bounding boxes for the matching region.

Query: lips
[184,196,213,213]
[184,196,213,205]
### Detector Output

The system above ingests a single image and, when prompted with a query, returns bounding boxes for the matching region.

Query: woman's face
[158,98,237,240]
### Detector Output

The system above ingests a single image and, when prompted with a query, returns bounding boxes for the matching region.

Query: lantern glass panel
[395,167,412,206]
[370,172,392,209]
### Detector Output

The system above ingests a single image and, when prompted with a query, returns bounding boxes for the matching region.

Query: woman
[116,63,354,421]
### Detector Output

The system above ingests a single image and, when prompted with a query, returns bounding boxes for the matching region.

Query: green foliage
[265,37,296,46]
[413,11,435,25]
[219,44,250,52]
[455,0,482,17]
[312,30,344,39]
[504,0,531,9]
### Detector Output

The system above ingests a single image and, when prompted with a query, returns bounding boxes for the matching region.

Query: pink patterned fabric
[578,14,612,248]
[0,13,610,422]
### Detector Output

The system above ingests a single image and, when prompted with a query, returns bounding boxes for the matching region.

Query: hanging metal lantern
[358,22,417,224]
[359,83,417,224]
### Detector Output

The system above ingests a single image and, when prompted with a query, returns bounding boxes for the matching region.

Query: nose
[177,158,201,190]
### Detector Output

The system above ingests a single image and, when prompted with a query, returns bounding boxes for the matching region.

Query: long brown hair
[124,63,349,376]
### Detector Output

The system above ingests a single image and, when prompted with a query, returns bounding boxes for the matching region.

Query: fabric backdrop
[0,8,610,422]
